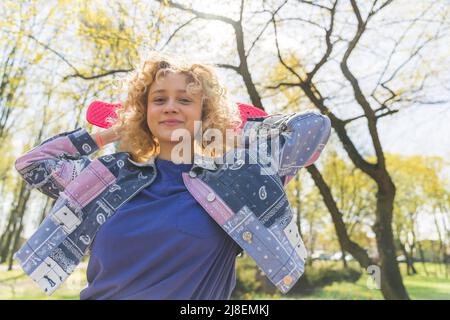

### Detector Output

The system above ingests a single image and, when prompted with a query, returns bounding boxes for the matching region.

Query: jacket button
[207,192,215,202]
[283,275,293,286]
[189,170,197,178]
[242,231,253,243]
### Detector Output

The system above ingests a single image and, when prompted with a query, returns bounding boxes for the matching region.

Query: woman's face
[147,72,203,146]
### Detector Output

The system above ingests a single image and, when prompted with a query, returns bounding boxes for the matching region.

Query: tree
[0,0,166,269]
[155,0,449,299]
[389,154,450,277]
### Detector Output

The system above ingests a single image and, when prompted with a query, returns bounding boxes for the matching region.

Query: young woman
[14,52,331,300]
[82,54,246,299]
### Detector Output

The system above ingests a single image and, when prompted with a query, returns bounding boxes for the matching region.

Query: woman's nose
[162,98,178,113]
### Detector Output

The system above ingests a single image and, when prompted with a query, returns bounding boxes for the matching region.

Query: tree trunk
[398,239,416,276]
[432,210,447,277]
[39,196,56,224]
[0,212,14,263]
[373,184,410,300]
[8,220,24,271]
[0,180,31,268]
[408,243,417,275]
[8,187,30,270]
[339,243,348,269]
[417,242,430,276]
[295,174,303,238]
[0,227,14,264]
[408,227,418,275]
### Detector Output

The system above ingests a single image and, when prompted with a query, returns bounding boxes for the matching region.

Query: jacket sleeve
[14,127,100,199]
[243,111,331,186]
[276,111,331,186]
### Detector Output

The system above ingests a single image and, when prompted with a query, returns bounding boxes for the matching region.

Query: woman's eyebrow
[150,89,188,95]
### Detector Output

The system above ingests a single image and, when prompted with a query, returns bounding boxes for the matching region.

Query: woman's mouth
[159,120,184,127]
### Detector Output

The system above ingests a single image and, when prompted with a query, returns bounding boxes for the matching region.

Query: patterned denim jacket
[13,111,331,296]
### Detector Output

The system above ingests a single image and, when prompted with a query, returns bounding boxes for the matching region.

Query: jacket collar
[127,152,218,171]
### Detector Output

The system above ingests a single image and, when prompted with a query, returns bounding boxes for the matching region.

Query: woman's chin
[158,135,189,145]
[160,128,192,140]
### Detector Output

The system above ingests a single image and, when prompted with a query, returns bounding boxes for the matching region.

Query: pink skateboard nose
[86,101,268,129]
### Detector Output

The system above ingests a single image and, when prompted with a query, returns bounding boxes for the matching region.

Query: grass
[288,262,450,300]
[0,262,86,300]
[395,263,450,300]
[1,261,449,300]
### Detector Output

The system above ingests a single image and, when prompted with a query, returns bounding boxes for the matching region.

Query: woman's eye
[179,98,192,104]
[154,98,166,104]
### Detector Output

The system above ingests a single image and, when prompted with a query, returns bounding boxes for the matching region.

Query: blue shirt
[80,157,241,300]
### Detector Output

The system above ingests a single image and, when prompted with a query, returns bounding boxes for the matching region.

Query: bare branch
[306,0,338,82]
[277,17,325,30]
[270,8,379,178]
[340,0,387,169]
[26,34,80,76]
[239,0,244,23]
[369,0,395,16]
[63,68,132,81]
[159,0,263,108]
[296,0,333,12]
[271,16,303,83]
[156,0,237,26]
[160,17,199,50]
[343,108,400,125]
[215,63,240,72]
[245,18,272,58]
[246,0,288,58]
[266,82,300,90]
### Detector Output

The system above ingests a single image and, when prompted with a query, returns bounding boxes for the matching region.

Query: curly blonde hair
[108,52,242,163]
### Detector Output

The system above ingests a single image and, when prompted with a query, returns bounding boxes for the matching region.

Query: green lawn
[0,263,86,300]
[288,262,450,300]
[1,261,449,300]
[295,274,450,300]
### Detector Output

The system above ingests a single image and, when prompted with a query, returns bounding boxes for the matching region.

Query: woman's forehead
[150,72,201,94]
